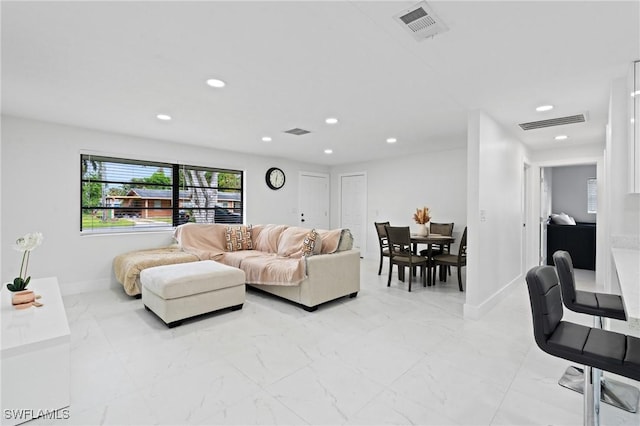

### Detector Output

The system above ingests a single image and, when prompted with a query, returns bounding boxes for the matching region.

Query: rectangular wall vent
[518,113,587,131]
[284,128,311,136]
[393,1,448,41]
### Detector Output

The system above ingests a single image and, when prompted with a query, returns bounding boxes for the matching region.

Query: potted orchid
[413,207,431,236]
[6,232,44,292]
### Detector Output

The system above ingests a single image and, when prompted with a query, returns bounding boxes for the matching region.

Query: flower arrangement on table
[413,207,431,224]
[6,232,44,292]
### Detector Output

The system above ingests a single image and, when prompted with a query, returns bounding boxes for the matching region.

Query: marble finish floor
[33,260,640,425]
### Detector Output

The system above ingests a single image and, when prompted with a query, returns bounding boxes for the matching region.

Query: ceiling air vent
[518,113,588,131]
[284,128,311,136]
[393,1,449,41]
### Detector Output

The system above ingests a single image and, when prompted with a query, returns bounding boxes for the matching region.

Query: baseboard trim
[463,274,522,319]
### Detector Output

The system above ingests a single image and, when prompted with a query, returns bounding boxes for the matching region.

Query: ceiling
[2,1,638,165]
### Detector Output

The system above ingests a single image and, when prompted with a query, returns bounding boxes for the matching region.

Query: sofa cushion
[253,224,288,253]
[225,225,253,251]
[174,223,228,258]
[337,229,354,251]
[113,245,200,296]
[221,250,269,268]
[277,226,310,257]
[317,228,353,254]
[240,254,306,286]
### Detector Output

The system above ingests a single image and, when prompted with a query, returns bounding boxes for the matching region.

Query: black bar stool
[553,250,626,322]
[553,250,639,413]
[525,265,640,426]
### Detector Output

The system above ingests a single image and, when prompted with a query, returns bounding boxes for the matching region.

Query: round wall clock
[266,167,286,190]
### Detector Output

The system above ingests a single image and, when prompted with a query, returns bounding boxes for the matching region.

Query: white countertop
[1,277,70,357]
[611,248,640,320]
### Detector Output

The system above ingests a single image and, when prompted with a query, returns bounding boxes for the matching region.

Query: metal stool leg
[584,365,598,426]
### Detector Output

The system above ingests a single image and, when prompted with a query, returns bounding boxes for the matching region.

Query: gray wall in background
[552,164,597,223]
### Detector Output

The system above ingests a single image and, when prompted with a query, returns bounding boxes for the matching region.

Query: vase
[12,290,35,306]
[416,223,429,236]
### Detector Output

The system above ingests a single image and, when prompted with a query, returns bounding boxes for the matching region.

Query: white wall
[1,116,328,294]
[551,164,597,223]
[329,148,468,260]
[465,110,530,318]
[607,78,640,238]
[604,77,640,294]
[0,117,3,285]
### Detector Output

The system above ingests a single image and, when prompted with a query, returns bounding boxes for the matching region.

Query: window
[587,178,597,214]
[80,155,243,233]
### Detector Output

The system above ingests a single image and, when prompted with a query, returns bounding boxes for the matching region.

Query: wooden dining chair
[385,226,428,292]
[374,221,390,275]
[420,222,454,278]
[431,222,454,249]
[432,226,467,291]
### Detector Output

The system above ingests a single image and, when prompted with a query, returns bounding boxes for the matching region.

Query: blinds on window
[80,154,243,232]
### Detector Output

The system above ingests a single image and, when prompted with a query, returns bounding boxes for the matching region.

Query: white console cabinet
[1,277,70,425]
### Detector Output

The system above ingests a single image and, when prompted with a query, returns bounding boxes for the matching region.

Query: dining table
[410,233,456,285]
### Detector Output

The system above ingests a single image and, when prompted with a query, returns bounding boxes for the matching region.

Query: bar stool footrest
[558,366,640,413]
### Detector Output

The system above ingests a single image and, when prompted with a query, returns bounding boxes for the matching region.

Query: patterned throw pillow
[302,229,319,257]
[225,225,253,251]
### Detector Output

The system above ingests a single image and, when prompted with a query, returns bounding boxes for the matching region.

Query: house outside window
[81,154,243,233]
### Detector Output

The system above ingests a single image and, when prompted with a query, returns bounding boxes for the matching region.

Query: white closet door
[340,173,367,254]
[298,172,329,230]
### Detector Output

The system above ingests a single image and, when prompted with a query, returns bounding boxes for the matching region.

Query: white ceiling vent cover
[518,113,588,131]
[394,2,449,41]
[284,128,311,136]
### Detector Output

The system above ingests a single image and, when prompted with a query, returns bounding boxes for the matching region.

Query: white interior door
[340,173,367,254]
[298,172,329,229]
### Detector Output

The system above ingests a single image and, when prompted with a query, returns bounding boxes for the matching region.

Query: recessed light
[324,149,333,154]
[156,114,172,121]
[555,135,568,141]
[631,90,640,97]
[262,136,272,142]
[206,78,226,88]
[386,137,397,144]
[536,105,554,112]
[325,117,338,125]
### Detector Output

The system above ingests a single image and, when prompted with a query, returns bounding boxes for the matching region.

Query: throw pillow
[562,213,577,225]
[225,225,253,251]
[302,229,321,257]
[337,229,354,251]
[551,213,576,225]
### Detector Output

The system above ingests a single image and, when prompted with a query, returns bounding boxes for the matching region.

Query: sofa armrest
[300,249,361,305]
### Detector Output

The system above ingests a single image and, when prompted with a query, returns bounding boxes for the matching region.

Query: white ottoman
[141,260,246,327]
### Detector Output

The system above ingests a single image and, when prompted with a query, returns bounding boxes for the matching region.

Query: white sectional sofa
[114,223,360,311]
